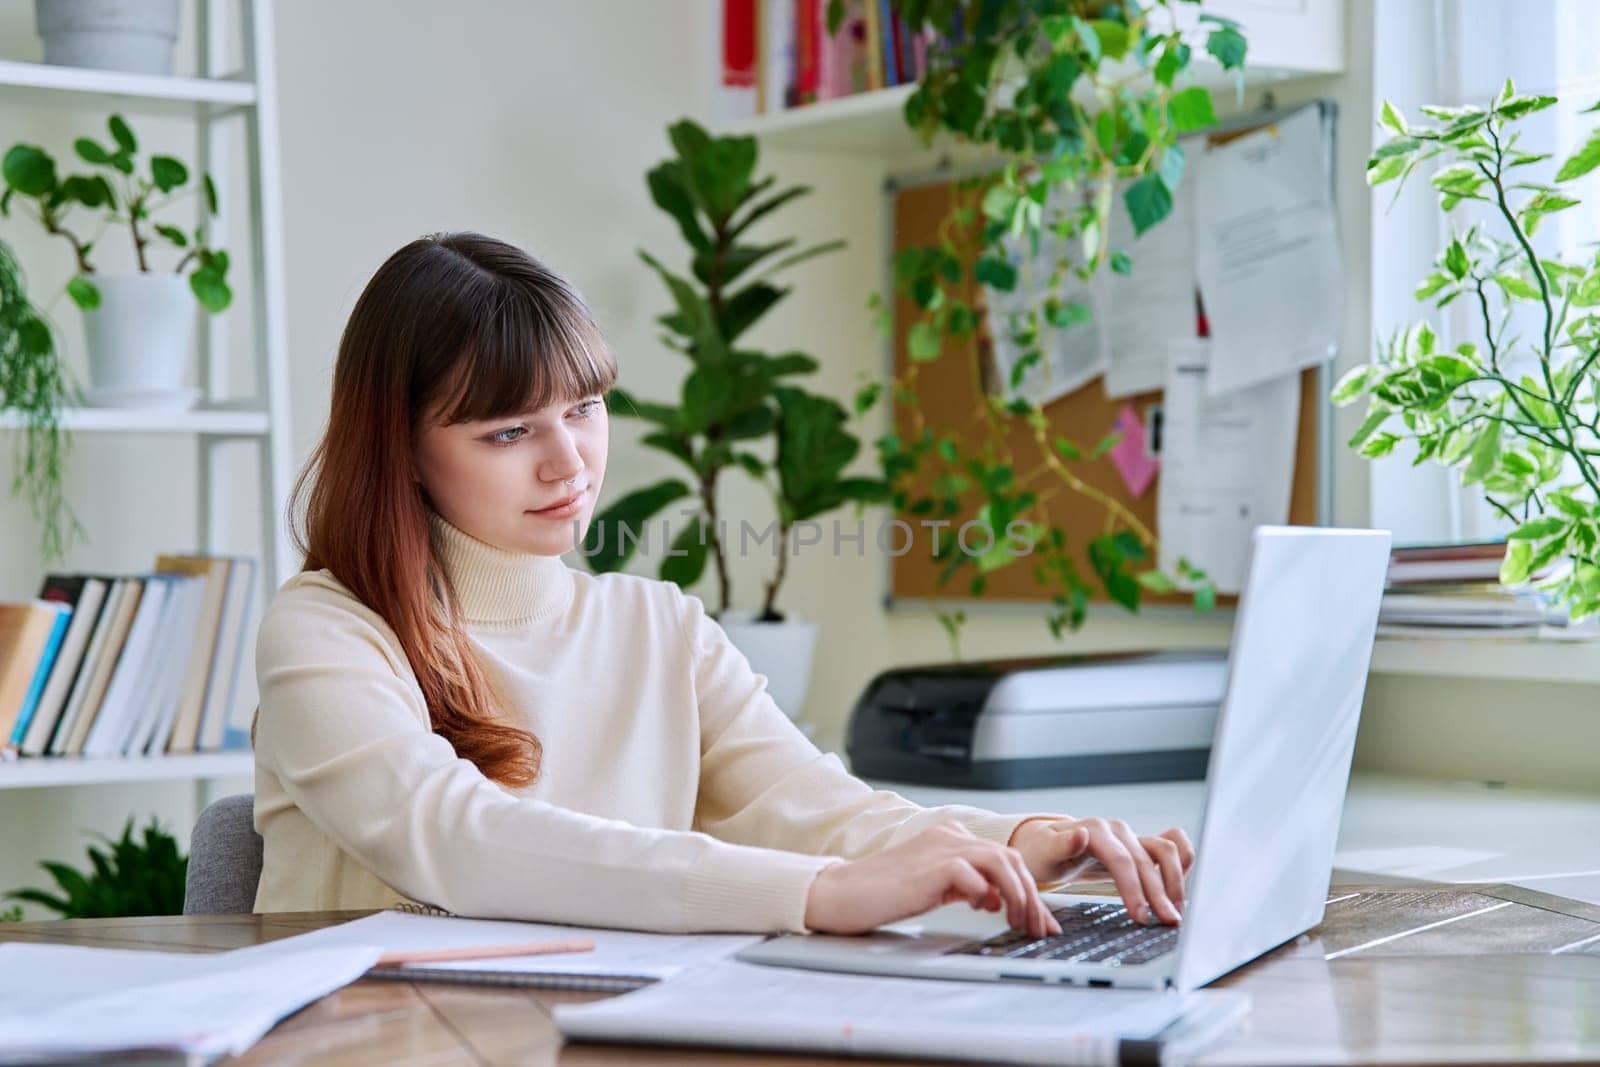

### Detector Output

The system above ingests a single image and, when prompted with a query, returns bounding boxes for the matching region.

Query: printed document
[1102,172,1201,398]
[1194,104,1341,396]
[1158,339,1300,593]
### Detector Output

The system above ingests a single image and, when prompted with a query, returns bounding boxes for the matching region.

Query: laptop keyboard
[946,901,1180,967]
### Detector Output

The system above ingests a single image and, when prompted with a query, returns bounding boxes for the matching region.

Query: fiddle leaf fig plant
[1336,79,1600,620]
[837,0,1244,650]
[1,112,232,311]
[585,118,889,619]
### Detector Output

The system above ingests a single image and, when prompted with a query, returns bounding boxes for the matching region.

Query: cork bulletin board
[885,107,1334,609]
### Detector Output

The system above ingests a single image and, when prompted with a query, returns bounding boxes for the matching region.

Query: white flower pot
[35,0,180,75]
[717,609,818,725]
[80,274,199,410]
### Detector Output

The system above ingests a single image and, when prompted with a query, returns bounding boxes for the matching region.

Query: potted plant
[847,0,1246,652]
[1335,80,1600,619]
[2,112,232,410]
[583,118,888,722]
[0,236,83,562]
[4,816,187,919]
[34,0,181,76]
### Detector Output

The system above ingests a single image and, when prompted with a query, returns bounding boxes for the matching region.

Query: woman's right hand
[803,820,1062,938]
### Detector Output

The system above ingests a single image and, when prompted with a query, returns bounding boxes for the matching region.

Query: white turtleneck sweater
[251,509,1058,933]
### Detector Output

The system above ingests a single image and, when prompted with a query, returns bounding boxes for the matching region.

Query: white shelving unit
[716,0,1344,154]
[0,0,290,796]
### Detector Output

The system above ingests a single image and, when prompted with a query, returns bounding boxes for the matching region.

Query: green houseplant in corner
[1336,80,1600,620]
[4,816,188,919]
[583,118,888,722]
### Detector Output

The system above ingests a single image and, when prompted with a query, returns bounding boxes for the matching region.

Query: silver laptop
[738,525,1392,991]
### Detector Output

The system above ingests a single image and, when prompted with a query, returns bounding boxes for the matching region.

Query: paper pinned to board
[1102,172,1201,399]
[1157,339,1300,593]
[554,957,1251,1067]
[981,189,1107,408]
[1194,105,1341,397]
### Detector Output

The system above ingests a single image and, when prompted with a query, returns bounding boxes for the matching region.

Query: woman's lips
[532,489,585,517]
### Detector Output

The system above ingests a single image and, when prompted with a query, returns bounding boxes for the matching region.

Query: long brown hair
[267,232,617,787]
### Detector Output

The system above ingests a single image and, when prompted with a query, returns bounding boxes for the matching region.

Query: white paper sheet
[1194,104,1341,397]
[0,941,380,1060]
[263,910,764,979]
[1157,340,1300,593]
[554,958,1249,1067]
[982,189,1107,407]
[1103,173,1201,398]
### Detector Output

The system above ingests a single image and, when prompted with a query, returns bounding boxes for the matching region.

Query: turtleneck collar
[427,508,575,628]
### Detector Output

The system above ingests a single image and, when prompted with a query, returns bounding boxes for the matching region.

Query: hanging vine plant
[837,0,1246,649]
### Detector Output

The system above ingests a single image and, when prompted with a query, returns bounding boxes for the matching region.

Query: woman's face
[414,391,609,557]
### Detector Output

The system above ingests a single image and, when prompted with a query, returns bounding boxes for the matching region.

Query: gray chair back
[183,793,263,915]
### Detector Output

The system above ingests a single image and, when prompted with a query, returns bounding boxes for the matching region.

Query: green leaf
[1500,539,1534,585]
[1135,570,1178,594]
[203,173,218,215]
[72,137,111,166]
[1071,16,1101,65]
[660,515,709,586]
[1359,432,1400,458]
[1508,516,1567,540]
[66,276,100,310]
[3,145,57,195]
[975,255,1017,291]
[1168,87,1217,134]
[150,155,187,193]
[581,478,692,573]
[1088,19,1129,60]
[154,223,188,247]
[1379,100,1407,136]
[189,268,231,313]
[1123,175,1172,237]
[108,114,136,154]
[1462,424,1501,484]
[909,320,941,361]
[1444,238,1470,280]
[1555,127,1600,182]
[1494,273,1541,301]
[1330,365,1372,405]
[646,160,712,252]
[1204,24,1247,70]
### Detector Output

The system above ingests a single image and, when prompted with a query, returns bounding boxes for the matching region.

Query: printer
[845,649,1228,789]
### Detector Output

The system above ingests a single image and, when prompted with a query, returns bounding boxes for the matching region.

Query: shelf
[0,407,270,436]
[0,752,253,789]
[719,56,1332,156]
[1369,633,1600,686]
[0,59,255,114]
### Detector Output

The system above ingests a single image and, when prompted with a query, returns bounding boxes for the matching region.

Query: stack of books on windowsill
[0,554,257,761]
[1379,541,1597,640]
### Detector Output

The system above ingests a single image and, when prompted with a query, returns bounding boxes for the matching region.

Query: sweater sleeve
[681,589,1065,858]
[253,585,839,934]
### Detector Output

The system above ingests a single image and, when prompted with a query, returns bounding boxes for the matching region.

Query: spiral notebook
[275,904,768,993]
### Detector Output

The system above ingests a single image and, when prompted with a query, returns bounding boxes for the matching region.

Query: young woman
[250,231,1194,938]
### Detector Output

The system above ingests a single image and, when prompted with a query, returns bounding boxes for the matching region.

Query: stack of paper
[0,940,381,1062]
[554,958,1250,1066]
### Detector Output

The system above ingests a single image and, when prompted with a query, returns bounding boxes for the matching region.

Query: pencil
[374,938,596,967]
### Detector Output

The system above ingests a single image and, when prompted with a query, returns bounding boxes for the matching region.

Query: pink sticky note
[1109,403,1160,498]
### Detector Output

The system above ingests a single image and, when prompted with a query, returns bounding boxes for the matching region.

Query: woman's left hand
[1007,817,1195,926]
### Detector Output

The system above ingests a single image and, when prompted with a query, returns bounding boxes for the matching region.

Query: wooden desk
[3,883,1599,1066]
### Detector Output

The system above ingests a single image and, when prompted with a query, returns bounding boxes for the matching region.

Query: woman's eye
[488,426,526,445]
[573,398,602,417]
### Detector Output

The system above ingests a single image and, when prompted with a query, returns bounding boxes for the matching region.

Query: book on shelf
[1,554,258,762]
[1385,540,1565,586]
[716,0,933,121]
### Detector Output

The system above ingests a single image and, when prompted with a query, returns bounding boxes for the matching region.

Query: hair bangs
[432,279,617,427]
